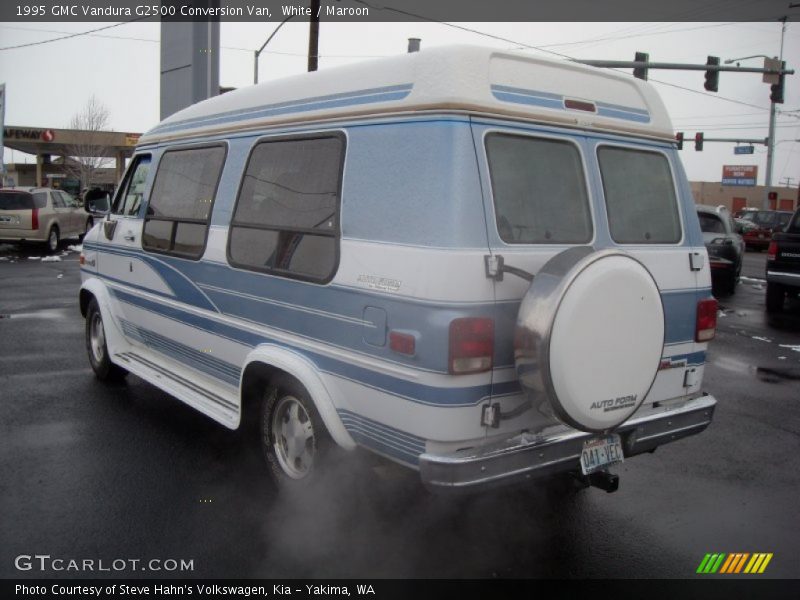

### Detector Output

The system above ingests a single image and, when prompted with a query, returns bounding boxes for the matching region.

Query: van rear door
[471,120,708,436]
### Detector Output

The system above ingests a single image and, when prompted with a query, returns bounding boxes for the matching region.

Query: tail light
[767,241,778,261]
[695,298,718,342]
[449,317,494,374]
[31,208,39,230]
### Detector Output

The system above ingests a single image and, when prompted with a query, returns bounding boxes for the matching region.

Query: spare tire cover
[515,247,664,433]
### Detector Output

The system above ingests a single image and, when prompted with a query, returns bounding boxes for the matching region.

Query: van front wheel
[85,298,128,381]
[261,376,329,487]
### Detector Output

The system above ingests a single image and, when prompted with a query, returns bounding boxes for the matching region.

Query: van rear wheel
[261,376,330,488]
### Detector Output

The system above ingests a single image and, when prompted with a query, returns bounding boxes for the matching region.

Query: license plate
[758,234,765,239]
[580,434,624,475]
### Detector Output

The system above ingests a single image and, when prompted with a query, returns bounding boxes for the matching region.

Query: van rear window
[599,147,681,244]
[486,134,592,244]
[0,192,46,210]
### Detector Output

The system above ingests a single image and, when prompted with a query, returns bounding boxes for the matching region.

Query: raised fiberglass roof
[141,45,674,144]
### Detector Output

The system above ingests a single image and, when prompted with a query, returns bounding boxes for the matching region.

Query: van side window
[598,147,681,244]
[112,155,151,216]
[485,133,592,244]
[142,146,225,259]
[228,135,344,282]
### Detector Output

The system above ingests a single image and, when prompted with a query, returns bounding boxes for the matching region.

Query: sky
[0,19,799,187]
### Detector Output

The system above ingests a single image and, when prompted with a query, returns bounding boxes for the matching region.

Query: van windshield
[599,146,682,244]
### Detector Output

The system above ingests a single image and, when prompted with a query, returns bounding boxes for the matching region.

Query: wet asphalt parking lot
[0,243,798,580]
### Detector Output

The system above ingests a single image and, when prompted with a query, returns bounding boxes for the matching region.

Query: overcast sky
[0,19,798,186]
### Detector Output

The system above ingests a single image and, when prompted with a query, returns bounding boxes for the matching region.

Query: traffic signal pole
[764,18,787,210]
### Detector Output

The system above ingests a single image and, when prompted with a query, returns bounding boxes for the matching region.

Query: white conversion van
[80,45,717,492]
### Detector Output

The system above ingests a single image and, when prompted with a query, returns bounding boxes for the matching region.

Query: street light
[254,15,295,84]
[725,54,783,209]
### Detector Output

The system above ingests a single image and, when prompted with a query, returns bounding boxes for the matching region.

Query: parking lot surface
[0,244,798,579]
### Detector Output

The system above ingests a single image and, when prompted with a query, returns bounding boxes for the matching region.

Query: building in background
[691,182,797,213]
[1,126,139,193]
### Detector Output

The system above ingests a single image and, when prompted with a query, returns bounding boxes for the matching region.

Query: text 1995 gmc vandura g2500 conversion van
[80,46,717,492]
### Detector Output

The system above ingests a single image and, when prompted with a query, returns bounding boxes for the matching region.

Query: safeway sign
[722,165,758,187]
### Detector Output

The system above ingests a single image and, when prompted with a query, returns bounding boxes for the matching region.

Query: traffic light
[770,60,785,104]
[704,56,720,92]
[676,132,684,150]
[633,52,649,80]
[695,132,704,151]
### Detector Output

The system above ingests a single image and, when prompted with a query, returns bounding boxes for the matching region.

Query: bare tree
[64,96,113,191]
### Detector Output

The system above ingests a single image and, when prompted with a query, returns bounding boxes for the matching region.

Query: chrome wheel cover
[271,395,315,479]
[89,311,106,363]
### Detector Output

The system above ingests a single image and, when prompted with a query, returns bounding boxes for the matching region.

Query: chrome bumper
[767,270,800,288]
[418,394,716,490]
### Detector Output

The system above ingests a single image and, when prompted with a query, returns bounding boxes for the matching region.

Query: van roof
[141,44,674,145]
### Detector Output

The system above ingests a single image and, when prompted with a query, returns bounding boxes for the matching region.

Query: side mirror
[85,192,111,216]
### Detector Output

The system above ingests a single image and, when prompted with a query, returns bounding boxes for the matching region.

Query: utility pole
[308,0,320,72]
[764,17,787,209]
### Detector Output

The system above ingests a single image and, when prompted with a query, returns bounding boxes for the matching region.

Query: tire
[260,376,330,488]
[79,218,93,242]
[45,226,59,253]
[85,298,128,381]
[766,282,785,314]
[721,271,737,296]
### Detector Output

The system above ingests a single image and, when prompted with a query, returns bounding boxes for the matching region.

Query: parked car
[766,207,800,313]
[742,210,793,251]
[80,45,717,494]
[0,187,94,252]
[733,207,759,220]
[696,204,744,296]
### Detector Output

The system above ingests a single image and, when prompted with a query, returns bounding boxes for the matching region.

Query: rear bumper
[0,230,46,243]
[767,270,800,289]
[418,394,716,490]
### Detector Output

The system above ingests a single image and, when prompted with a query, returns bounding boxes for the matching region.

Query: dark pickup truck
[766,207,800,313]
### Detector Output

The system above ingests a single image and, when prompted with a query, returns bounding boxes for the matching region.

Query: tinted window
[228,135,344,282]
[112,155,151,216]
[0,192,34,210]
[599,147,681,244]
[697,213,725,234]
[58,191,78,208]
[485,134,592,244]
[143,146,225,259]
[32,193,48,209]
[788,211,800,234]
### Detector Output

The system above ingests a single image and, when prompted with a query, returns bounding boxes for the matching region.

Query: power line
[0,19,151,51]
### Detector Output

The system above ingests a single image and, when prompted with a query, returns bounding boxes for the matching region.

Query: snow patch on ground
[40,256,62,262]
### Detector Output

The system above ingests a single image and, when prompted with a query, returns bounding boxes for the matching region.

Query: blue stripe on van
[337,409,425,466]
[147,84,415,137]
[110,288,494,408]
[490,84,651,123]
[596,101,651,123]
[87,240,708,373]
[119,318,241,386]
[83,242,218,312]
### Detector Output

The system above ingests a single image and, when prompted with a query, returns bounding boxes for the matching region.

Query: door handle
[123,232,136,242]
